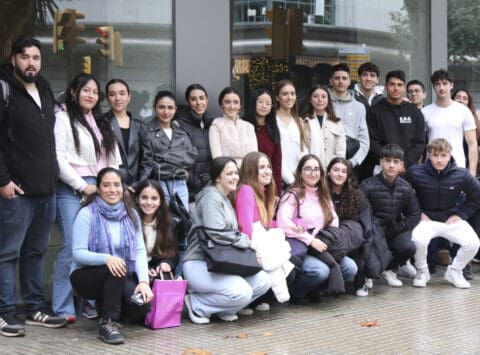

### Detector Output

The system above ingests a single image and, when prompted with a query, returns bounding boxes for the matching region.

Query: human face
[257,157,272,187]
[309,88,328,114]
[301,158,322,188]
[429,150,451,172]
[98,172,123,205]
[215,161,239,195]
[406,84,426,107]
[329,70,351,96]
[433,79,454,100]
[155,96,177,128]
[454,90,469,106]
[107,82,131,113]
[276,84,296,111]
[77,80,99,113]
[188,89,208,117]
[359,71,379,92]
[256,93,273,119]
[137,186,161,221]
[221,93,241,120]
[328,162,348,188]
[385,77,405,104]
[11,46,41,84]
[380,157,402,182]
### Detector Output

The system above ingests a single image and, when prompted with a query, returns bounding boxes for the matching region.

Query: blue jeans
[0,193,56,315]
[53,177,96,317]
[183,260,271,317]
[291,255,357,298]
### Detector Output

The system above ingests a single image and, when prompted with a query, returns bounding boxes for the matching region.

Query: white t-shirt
[276,116,307,184]
[422,101,476,168]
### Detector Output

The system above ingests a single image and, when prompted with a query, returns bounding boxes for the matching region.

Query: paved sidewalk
[2,264,480,354]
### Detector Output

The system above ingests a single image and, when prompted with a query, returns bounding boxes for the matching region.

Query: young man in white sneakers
[360,145,420,287]
[406,138,480,288]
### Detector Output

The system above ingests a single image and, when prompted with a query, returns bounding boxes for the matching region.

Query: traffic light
[52,9,86,53]
[96,26,115,61]
[81,56,91,74]
[265,8,287,60]
[287,8,304,57]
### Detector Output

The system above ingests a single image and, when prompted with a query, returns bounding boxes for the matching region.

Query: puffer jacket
[360,173,421,237]
[139,118,198,181]
[405,158,480,222]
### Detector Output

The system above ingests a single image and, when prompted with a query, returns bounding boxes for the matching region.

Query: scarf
[88,196,137,274]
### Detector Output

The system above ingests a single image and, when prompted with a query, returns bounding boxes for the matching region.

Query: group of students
[2,37,480,346]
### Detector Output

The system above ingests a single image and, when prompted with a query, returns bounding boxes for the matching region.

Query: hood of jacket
[328,87,356,103]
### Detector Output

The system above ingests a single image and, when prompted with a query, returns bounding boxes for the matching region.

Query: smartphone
[130,292,144,306]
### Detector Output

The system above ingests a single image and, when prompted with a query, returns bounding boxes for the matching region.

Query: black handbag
[164,184,193,243]
[193,225,262,277]
[345,136,360,159]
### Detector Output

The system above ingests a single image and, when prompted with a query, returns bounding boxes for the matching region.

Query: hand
[446,214,462,225]
[134,282,154,304]
[148,268,158,280]
[127,186,136,194]
[157,262,171,273]
[82,184,97,196]
[421,213,431,222]
[106,255,127,277]
[0,181,24,199]
[310,238,328,253]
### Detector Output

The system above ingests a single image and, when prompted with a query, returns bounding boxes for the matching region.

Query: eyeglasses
[302,167,321,174]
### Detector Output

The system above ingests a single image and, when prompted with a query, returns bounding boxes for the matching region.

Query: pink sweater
[276,186,338,245]
[235,184,273,238]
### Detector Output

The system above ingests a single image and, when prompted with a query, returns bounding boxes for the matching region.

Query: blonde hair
[427,138,452,154]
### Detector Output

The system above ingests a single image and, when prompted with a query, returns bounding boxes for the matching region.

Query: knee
[341,257,358,281]
[302,263,330,283]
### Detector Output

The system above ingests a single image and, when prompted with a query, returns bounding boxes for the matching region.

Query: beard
[14,65,39,83]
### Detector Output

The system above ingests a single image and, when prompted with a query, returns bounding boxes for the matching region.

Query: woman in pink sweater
[276,154,357,304]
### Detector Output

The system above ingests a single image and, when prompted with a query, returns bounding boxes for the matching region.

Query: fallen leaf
[361,320,379,327]
[182,348,212,355]
[263,331,275,337]
[249,352,268,355]
[224,333,249,339]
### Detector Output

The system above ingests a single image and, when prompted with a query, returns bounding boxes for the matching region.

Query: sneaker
[413,268,430,287]
[463,263,473,281]
[428,263,437,274]
[397,260,417,278]
[0,313,25,337]
[381,270,403,287]
[437,249,451,266]
[98,318,124,345]
[184,295,210,324]
[238,308,253,316]
[82,300,98,319]
[25,311,67,328]
[355,285,369,297]
[364,278,373,289]
[472,257,480,264]
[217,313,238,322]
[444,265,471,288]
[254,303,270,311]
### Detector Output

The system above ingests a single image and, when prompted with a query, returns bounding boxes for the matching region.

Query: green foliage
[448,0,480,64]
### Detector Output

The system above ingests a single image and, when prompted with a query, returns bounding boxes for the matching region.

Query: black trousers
[70,265,150,322]
[387,230,416,270]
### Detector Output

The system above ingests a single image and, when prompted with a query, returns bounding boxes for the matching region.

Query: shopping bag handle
[159,271,175,280]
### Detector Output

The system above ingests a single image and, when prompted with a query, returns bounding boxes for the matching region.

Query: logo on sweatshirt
[399,116,412,124]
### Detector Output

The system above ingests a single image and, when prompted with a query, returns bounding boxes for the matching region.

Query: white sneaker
[238,308,253,316]
[381,270,403,287]
[254,303,270,311]
[217,313,238,322]
[364,278,373,289]
[397,260,417,278]
[184,295,210,324]
[413,268,430,287]
[355,285,369,297]
[444,265,471,289]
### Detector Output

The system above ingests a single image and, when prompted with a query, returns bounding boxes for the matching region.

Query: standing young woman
[104,79,148,190]
[134,179,178,278]
[175,84,215,200]
[327,157,370,296]
[209,87,257,167]
[182,157,271,324]
[274,79,307,189]
[276,154,357,304]
[302,85,346,169]
[53,73,121,322]
[70,168,153,345]
[245,87,282,195]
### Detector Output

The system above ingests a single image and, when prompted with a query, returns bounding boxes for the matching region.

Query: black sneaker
[25,311,67,328]
[0,313,25,337]
[463,263,474,281]
[98,318,124,345]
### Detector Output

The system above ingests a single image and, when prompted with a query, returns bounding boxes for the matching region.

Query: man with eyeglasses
[406,80,427,109]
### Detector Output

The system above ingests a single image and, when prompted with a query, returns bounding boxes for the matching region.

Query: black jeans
[70,265,150,322]
[387,230,416,270]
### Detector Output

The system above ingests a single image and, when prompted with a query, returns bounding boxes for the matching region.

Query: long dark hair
[302,84,340,123]
[134,179,176,259]
[326,157,359,220]
[64,73,116,157]
[290,154,334,226]
[245,86,280,144]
